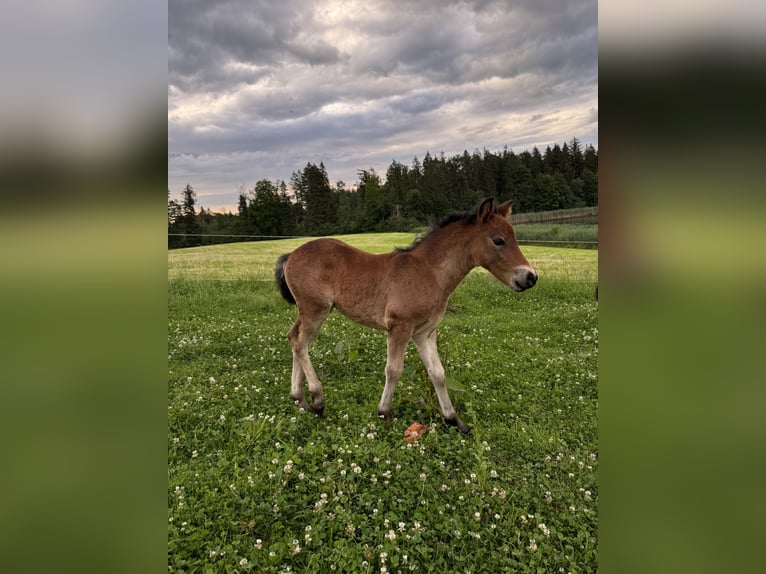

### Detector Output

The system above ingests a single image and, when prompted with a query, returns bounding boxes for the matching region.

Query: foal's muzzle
[511,267,538,291]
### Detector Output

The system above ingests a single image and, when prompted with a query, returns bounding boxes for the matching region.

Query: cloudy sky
[168,0,597,212]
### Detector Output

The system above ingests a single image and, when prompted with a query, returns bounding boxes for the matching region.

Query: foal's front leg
[377,326,412,426]
[413,329,470,434]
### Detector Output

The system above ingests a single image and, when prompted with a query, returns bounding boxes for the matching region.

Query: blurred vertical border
[600,2,766,573]
[0,2,167,573]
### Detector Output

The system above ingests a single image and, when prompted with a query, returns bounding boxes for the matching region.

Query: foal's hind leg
[287,305,331,415]
[288,342,312,413]
[413,329,470,434]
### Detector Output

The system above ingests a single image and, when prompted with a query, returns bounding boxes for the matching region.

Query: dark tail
[275,253,296,305]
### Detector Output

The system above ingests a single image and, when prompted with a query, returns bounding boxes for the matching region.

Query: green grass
[513,224,598,249]
[168,235,598,573]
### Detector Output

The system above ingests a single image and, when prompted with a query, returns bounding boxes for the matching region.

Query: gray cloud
[169,0,597,210]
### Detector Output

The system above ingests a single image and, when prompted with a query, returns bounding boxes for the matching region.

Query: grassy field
[513,224,598,249]
[168,235,598,573]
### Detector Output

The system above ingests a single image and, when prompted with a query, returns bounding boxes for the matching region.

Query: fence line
[517,239,598,245]
[511,206,598,225]
[168,233,305,239]
[168,233,597,246]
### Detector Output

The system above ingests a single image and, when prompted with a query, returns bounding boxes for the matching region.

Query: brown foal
[275,197,537,433]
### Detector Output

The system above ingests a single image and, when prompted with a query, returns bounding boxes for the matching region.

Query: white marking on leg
[378,329,410,417]
[290,353,306,403]
[414,330,457,420]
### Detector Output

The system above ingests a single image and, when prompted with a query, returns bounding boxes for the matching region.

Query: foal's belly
[333,298,387,331]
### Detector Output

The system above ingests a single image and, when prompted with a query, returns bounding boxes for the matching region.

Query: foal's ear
[476,197,496,222]
[497,200,512,217]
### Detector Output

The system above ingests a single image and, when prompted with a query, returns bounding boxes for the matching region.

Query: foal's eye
[492,236,506,247]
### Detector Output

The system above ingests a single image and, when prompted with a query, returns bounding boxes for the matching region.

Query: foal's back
[283,238,396,330]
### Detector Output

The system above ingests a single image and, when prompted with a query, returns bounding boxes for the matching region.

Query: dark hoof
[378,411,393,429]
[292,397,313,413]
[313,404,324,417]
[445,417,471,435]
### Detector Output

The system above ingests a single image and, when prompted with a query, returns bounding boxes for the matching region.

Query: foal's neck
[419,226,476,293]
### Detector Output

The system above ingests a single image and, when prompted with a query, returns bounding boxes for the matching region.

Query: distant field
[168,235,598,573]
[514,224,598,249]
[167,233,598,282]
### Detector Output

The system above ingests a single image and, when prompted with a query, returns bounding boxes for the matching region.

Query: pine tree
[292,163,337,235]
[179,184,201,246]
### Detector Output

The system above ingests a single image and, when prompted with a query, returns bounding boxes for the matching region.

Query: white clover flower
[239,558,248,566]
[527,539,538,551]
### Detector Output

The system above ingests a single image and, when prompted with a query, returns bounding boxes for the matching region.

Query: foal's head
[469,198,538,292]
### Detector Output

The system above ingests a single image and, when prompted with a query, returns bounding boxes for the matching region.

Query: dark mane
[394,208,479,253]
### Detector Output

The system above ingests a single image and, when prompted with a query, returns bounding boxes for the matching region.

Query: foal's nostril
[526,271,538,287]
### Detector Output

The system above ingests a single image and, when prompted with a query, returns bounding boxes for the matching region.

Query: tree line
[168,139,597,248]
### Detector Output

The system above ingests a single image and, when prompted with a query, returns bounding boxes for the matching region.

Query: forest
[168,139,597,248]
